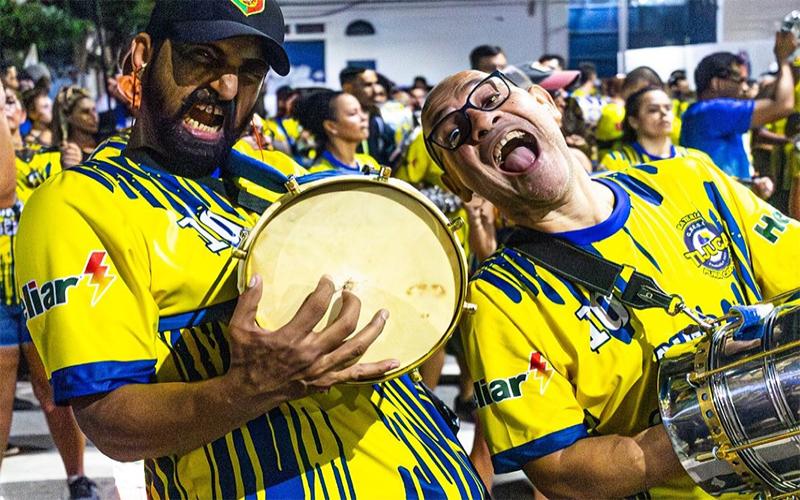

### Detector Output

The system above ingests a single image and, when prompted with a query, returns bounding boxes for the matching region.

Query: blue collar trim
[631,141,675,161]
[552,178,631,246]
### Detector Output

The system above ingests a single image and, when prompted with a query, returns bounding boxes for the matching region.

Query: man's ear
[440,171,473,203]
[528,84,562,122]
[130,33,155,74]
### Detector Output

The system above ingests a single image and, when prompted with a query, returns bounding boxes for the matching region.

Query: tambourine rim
[236,174,469,383]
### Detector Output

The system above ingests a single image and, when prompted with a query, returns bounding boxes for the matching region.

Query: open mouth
[182,102,225,138]
[494,130,539,175]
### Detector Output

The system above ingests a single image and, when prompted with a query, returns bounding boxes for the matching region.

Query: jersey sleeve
[690,155,800,300]
[461,278,588,474]
[15,173,159,405]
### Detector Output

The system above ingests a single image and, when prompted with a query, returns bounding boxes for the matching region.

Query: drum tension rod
[696,427,800,463]
[688,338,800,384]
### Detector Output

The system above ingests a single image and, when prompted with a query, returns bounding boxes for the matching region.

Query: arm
[464,196,497,262]
[751,31,798,128]
[73,275,395,462]
[523,424,683,498]
[0,81,16,208]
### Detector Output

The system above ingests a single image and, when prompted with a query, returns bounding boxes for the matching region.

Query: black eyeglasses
[424,70,513,165]
[715,70,745,85]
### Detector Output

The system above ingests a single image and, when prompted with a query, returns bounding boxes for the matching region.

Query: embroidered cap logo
[230,0,266,16]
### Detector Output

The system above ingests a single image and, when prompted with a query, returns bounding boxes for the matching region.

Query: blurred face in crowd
[714,63,748,99]
[325,93,369,144]
[3,91,25,134]
[1,66,19,91]
[344,69,381,109]
[134,34,268,177]
[628,89,673,141]
[423,70,576,220]
[68,96,100,135]
[474,53,507,73]
[669,78,690,99]
[30,94,53,126]
[539,57,562,71]
[373,83,388,105]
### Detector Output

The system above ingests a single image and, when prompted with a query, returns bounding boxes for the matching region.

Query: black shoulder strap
[504,227,680,312]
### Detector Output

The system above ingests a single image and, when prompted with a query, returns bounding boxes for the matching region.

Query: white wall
[623,38,776,87]
[274,1,569,89]
[720,0,798,43]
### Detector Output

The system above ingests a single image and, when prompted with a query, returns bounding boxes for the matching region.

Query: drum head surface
[242,178,465,380]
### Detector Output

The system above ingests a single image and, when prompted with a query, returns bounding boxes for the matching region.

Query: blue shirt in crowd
[680,98,754,179]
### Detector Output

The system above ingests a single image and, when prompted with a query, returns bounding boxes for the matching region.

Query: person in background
[0,62,19,93]
[771,113,800,216]
[52,86,99,165]
[601,86,712,171]
[295,89,380,173]
[538,53,566,71]
[681,32,797,198]
[595,75,625,161]
[469,45,507,73]
[340,67,396,166]
[264,85,301,158]
[22,88,53,147]
[0,82,98,500]
[572,62,603,128]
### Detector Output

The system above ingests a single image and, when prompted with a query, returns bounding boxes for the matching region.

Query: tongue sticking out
[501,146,536,173]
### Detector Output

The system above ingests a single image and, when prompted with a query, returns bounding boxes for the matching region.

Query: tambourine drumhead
[238,175,468,382]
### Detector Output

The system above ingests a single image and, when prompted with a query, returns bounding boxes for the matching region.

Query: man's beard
[143,84,249,179]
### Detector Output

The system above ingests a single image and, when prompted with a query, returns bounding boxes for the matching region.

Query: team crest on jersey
[21,251,116,320]
[677,211,732,279]
[230,0,265,16]
[474,351,553,408]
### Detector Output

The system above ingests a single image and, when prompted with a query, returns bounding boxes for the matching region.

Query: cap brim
[166,20,290,76]
[536,70,580,91]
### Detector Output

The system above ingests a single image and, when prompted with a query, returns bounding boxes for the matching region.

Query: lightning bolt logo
[528,351,554,395]
[83,251,115,306]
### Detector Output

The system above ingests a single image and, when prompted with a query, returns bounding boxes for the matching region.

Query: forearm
[73,373,280,462]
[772,60,795,116]
[524,425,684,498]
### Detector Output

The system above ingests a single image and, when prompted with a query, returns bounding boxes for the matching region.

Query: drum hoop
[691,335,765,490]
[235,174,469,383]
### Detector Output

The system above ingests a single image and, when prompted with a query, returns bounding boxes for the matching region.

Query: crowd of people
[0,1,798,499]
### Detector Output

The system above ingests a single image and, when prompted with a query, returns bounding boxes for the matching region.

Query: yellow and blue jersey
[233,137,307,177]
[309,150,381,174]
[16,136,484,499]
[600,141,712,172]
[0,146,61,306]
[462,155,800,497]
[265,116,301,148]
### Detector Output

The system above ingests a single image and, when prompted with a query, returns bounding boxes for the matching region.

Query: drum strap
[505,226,683,313]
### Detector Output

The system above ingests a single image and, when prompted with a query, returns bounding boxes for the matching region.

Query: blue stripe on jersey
[491,423,589,474]
[50,359,156,405]
[607,172,663,206]
[399,467,419,499]
[319,409,357,499]
[621,226,662,272]
[144,459,166,499]
[286,403,317,499]
[633,163,659,174]
[484,253,539,298]
[473,268,523,303]
[506,250,565,305]
[702,182,760,300]
[155,455,186,500]
[230,428,258,499]
[70,165,115,193]
[209,434,236,500]
[555,178,631,245]
[256,409,305,497]
[200,445,219,500]
[158,299,237,331]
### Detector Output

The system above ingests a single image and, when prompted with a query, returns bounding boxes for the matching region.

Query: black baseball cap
[146,0,290,76]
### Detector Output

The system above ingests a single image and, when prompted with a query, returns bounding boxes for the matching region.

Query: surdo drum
[659,293,800,498]
[234,170,469,383]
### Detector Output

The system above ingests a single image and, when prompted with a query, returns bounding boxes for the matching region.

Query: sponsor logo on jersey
[230,0,265,16]
[677,211,732,279]
[474,351,553,408]
[21,251,116,319]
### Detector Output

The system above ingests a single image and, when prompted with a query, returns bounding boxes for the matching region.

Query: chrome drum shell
[658,304,800,496]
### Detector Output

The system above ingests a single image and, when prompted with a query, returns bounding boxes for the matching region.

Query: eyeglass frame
[423,70,514,167]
